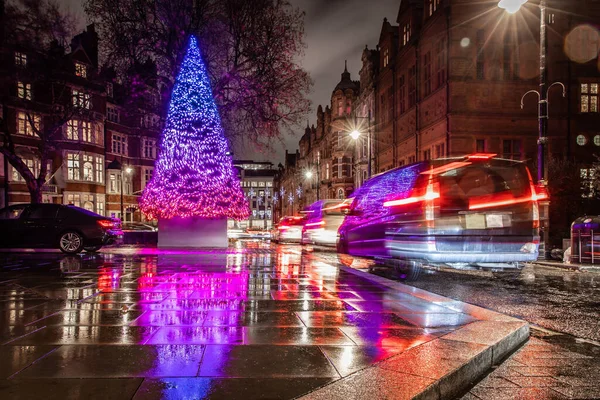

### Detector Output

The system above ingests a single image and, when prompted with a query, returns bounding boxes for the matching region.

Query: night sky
[62,0,400,163]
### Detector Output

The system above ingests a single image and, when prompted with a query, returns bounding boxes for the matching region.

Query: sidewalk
[534,260,600,273]
[0,245,528,399]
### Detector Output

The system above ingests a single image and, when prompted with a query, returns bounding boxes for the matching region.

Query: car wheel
[59,231,84,254]
[84,245,102,253]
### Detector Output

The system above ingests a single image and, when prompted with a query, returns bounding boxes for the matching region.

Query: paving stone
[299,366,435,400]
[133,377,335,400]
[469,387,569,399]
[0,345,58,378]
[0,378,143,400]
[13,345,206,378]
[197,345,339,378]
[319,346,404,377]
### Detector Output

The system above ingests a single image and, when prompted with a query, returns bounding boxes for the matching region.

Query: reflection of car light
[469,195,533,210]
[305,221,325,228]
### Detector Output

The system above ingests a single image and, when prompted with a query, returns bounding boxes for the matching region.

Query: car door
[21,204,61,247]
[0,205,29,248]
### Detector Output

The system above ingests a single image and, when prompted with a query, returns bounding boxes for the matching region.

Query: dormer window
[14,52,27,67]
[383,47,389,68]
[403,22,411,46]
[75,62,87,78]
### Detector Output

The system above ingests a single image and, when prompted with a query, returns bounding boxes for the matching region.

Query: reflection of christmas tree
[140,37,249,220]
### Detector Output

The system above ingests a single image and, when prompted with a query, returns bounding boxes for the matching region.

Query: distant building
[233,160,276,230]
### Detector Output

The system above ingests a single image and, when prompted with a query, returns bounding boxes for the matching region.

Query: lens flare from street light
[498,0,527,14]
[350,130,361,140]
[125,167,133,174]
[305,171,313,179]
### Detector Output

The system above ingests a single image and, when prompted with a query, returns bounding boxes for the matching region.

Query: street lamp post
[499,0,566,259]
[350,109,372,179]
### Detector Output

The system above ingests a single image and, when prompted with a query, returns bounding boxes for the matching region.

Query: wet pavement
[0,242,517,400]
[360,261,600,342]
[325,253,600,399]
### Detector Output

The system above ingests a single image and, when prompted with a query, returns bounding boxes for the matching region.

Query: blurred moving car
[272,216,305,243]
[0,203,123,254]
[301,199,350,246]
[338,154,541,269]
[122,222,157,232]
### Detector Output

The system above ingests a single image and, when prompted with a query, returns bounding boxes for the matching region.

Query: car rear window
[438,161,530,202]
[322,202,347,216]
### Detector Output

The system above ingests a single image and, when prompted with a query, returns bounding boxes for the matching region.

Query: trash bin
[571,216,600,264]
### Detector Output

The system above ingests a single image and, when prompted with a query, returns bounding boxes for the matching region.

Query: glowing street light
[498,0,527,14]
[305,170,313,179]
[350,130,361,140]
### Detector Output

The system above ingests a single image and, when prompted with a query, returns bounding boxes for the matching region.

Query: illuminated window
[16,111,40,136]
[326,163,330,179]
[106,83,113,98]
[14,52,27,67]
[67,193,81,207]
[83,155,94,181]
[403,22,411,46]
[581,83,598,113]
[17,81,32,100]
[95,156,104,183]
[75,63,87,78]
[429,0,441,16]
[11,158,37,182]
[67,153,80,180]
[337,188,345,200]
[72,89,91,109]
[383,47,389,68]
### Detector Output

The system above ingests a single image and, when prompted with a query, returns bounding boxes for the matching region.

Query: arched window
[83,161,93,181]
[83,201,94,211]
[337,188,345,200]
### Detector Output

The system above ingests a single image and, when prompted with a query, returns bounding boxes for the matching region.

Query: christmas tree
[140,37,249,220]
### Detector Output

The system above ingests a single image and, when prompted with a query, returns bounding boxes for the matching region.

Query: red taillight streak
[98,220,114,229]
[305,221,325,228]
[469,195,536,210]
[384,191,440,207]
[467,153,497,159]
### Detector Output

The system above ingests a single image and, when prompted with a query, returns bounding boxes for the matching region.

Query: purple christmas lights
[140,37,249,220]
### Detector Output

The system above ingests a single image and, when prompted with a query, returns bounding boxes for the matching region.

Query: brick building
[276,0,600,246]
[0,24,162,222]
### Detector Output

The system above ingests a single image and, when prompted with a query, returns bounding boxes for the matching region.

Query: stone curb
[298,266,529,400]
[534,261,600,273]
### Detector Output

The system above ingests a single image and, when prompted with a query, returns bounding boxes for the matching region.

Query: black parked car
[0,203,123,254]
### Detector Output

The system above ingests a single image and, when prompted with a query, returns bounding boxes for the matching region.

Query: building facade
[275,0,600,246]
[0,24,162,222]
[233,160,276,230]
